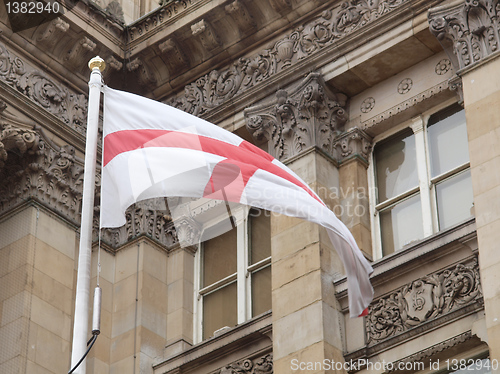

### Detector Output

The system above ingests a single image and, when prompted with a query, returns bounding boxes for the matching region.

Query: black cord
[68,334,98,374]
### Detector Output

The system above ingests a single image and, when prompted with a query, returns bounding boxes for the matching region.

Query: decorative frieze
[386,331,473,373]
[366,257,482,347]
[362,81,450,129]
[128,0,196,41]
[218,353,273,374]
[97,200,178,249]
[244,73,347,161]
[168,0,410,116]
[0,42,88,135]
[0,124,84,224]
[428,0,500,72]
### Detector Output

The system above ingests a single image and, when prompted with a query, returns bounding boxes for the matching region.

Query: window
[370,104,474,258]
[193,208,272,342]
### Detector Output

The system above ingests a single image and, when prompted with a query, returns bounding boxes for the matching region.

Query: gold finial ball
[88,56,106,72]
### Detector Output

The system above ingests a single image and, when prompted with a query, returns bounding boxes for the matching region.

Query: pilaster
[245,74,372,373]
[429,0,500,361]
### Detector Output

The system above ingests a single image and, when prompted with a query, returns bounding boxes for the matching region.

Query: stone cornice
[165,0,431,120]
[428,0,500,74]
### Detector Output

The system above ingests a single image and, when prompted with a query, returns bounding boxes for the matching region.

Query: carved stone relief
[128,0,196,41]
[0,123,85,224]
[332,127,372,164]
[0,42,88,135]
[244,73,347,161]
[428,0,500,72]
[366,258,482,346]
[191,19,221,51]
[225,0,256,34]
[218,353,273,374]
[168,0,409,117]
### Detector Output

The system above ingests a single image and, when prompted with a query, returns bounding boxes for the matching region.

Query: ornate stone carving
[158,38,189,74]
[428,0,500,72]
[362,81,450,129]
[0,125,84,224]
[218,353,273,374]
[397,78,413,94]
[168,0,409,116]
[128,0,195,41]
[332,127,372,164]
[386,331,473,372]
[106,55,123,71]
[0,42,88,134]
[435,58,452,75]
[0,124,38,169]
[105,0,125,23]
[126,58,157,86]
[366,258,482,346]
[225,0,256,34]
[36,18,70,48]
[244,73,347,161]
[64,37,97,67]
[191,19,221,51]
[97,200,179,250]
[269,0,291,14]
[360,97,375,113]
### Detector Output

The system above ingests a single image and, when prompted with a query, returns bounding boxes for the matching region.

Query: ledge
[153,311,272,374]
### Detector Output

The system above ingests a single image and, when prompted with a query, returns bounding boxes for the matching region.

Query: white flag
[100,86,373,317]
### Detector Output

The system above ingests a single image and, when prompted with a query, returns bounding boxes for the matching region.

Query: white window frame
[193,208,272,343]
[369,99,471,260]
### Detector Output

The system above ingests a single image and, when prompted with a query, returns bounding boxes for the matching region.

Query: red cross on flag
[100,86,373,317]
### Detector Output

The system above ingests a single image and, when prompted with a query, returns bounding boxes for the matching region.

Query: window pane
[436,169,474,230]
[380,194,424,255]
[428,106,469,177]
[250,209,271,264]
[203,227,237,286]
[251,266,272,316]
[202,282,237,340]
[375,130,418,202]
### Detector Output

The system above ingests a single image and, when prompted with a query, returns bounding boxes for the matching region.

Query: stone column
[429,0,500,361]
[334,129,373,259]
[245,73,371,373]
[109,240,168,373]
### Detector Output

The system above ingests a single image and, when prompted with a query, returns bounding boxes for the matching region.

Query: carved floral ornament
[168,0,408,117]
[244,73,348,161]
[0,123,85,224]
[218,354,273,374]
[0,42,88,134]
[428,0,500,72]
[366,258,482,346]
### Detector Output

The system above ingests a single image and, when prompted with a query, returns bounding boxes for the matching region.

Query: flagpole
[70,57,105,374]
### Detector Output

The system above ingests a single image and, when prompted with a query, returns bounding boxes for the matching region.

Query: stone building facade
[0,0,499,373]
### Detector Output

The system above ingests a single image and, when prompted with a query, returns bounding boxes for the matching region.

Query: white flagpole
[70,57,105,374]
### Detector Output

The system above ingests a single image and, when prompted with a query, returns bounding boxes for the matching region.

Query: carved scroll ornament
[244,73,347,161]
[366,258,482,346]
[0,43,88,134]
[219,353,273,374]
[428,0,500,71]
[168,0,408,117]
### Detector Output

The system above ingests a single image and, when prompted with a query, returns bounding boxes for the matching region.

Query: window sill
[153,311,272,374]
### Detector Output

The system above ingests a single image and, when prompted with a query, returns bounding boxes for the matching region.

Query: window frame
[193,207,272,343]
[368,100,472,260]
